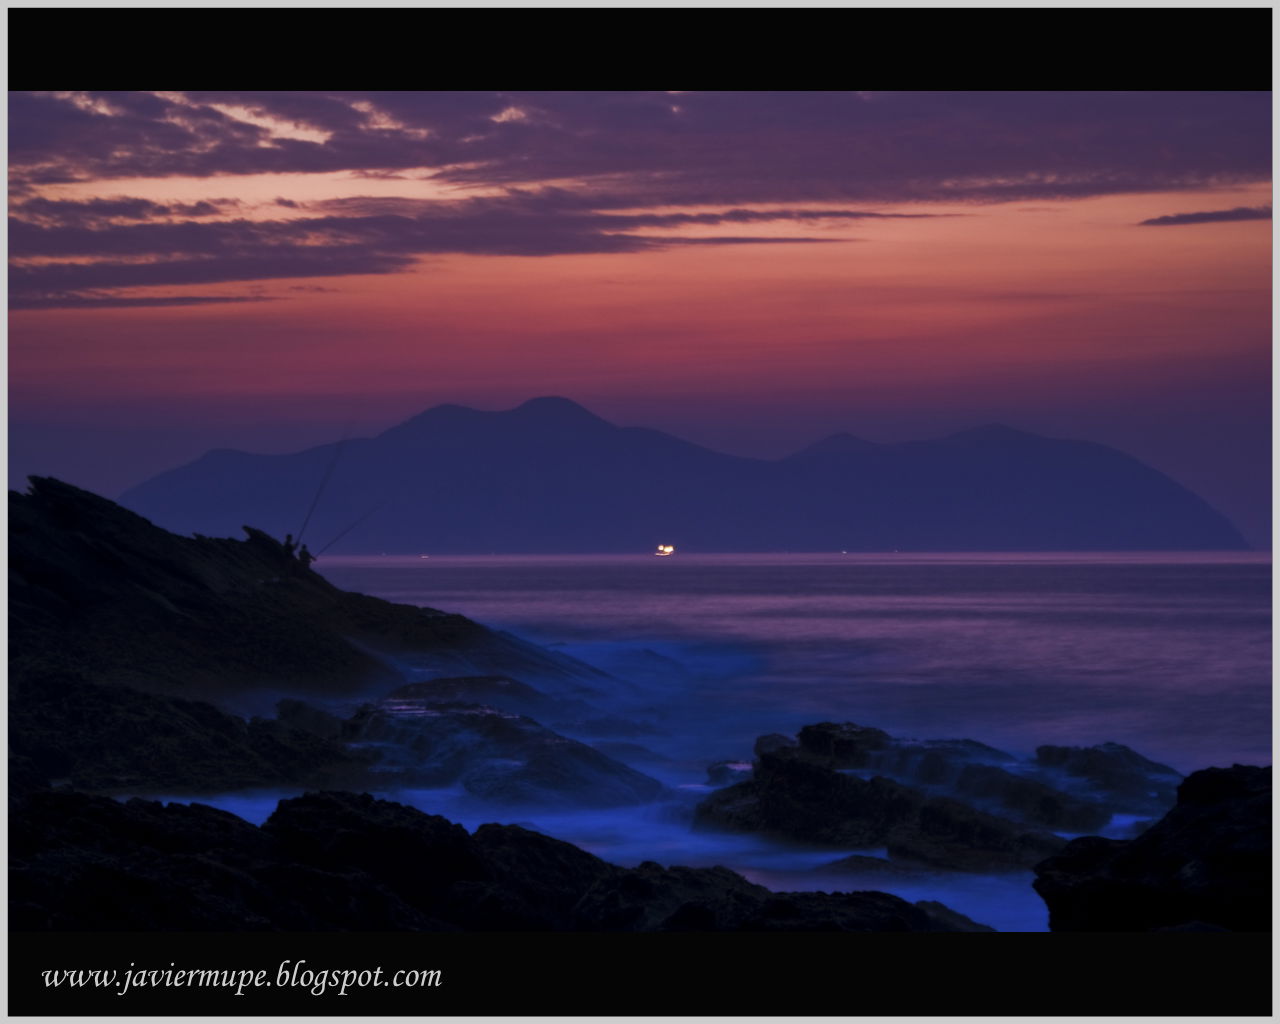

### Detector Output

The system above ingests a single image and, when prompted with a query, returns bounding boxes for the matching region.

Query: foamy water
[139,552,1269,932]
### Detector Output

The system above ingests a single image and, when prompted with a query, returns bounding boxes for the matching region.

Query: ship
[655,544,675,556]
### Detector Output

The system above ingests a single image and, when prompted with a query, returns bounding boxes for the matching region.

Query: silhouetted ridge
[943,424,1036,443]
[119,400,1250,553]
[788,432,878,458]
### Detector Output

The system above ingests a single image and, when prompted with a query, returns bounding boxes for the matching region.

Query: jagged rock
[746,724,1167,829]
[754,733,798,757]
[870,738,1017,785]
[10,673,369,792]
[951,763,1112,833]
[706,760,753,787]
[816,855,932,879]
[1034,741,1182,815]
[10,477,609,703]
[885,797,1065,873]
[347,700,664,807]
[10,789,991,932]
[796,722,892,767]
[590,742,670,767]
[275,698,349,741]
[1033,765,1270,932]
[384,675,574,719]
[550,715,659,738]
[695,748,1064,873]
[913,900,996,932]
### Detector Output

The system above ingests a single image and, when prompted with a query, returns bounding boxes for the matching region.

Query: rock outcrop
[1033,765,1271,931]
[1034,741,1182,816]
[336,698,665,807]
[10,673,369,794]
[700,721,1184,850]
[10,789,993,932]
[10,477,608,704]
[694,747,1064,873]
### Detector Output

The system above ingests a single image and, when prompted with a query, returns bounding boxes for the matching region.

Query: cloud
[9,292,274,310]
[9,91,1270,203]
[10,196,242,226]
[1138,206,1272,226]
[8,91,1270,308]
[7,196,874,308]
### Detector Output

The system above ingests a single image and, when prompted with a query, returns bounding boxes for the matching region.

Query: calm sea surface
[320,552,1271,773]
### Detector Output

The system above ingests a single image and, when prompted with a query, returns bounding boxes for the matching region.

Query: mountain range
[118,397,1248,553]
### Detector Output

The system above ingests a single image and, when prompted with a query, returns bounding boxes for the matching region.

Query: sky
[7,90,1273,546]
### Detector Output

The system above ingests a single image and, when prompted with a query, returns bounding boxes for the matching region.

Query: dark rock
[1034,741,1182,815]
[384,675,573,719]
[10,477,609,704]
[695,748,1064,873]
[796,722,892,767]
[590,742,670,766]
[913,900,997,933]
[816,855,931,880]
[348,700,665,807]
[10,673,369,792]
[695,750,920,847]
[754,733,797,757]
[951,763,1112,833]
[550,715,659,738]
[885,797,1065,874]
[274,698,349,741]
[10,788,990,932]
[869,738,1017,786]
[706,760,753,787]
[1033,764,1270,931]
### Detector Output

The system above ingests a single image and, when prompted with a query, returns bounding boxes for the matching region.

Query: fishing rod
[295,423,351,545]
[316,500,388,556]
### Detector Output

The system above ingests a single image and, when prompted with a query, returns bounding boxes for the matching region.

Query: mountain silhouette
[118,398,1248,553]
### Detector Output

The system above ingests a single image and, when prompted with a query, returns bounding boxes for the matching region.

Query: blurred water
[319,552,1271,772]
[143,552,1269,932]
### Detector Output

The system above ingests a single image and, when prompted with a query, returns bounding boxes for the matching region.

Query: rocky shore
[8,478,1271,933]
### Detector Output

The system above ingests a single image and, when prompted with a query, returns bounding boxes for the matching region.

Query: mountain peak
[944,423,1035,443]
[789,432,877,459]
[511,396,602,420]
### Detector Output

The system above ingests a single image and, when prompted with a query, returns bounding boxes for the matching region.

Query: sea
[159,552,1274,932]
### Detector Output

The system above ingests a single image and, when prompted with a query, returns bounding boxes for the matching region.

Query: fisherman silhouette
[282,533,297,557]
[297,543,316,569]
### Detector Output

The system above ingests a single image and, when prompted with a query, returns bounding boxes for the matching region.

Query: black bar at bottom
[9,931,1272,1017]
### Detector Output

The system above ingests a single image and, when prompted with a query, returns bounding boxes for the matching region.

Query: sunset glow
[8,90,1272,544]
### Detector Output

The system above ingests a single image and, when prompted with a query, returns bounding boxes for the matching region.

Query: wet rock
[1034,741,1182,815]
[951,763,1112,833]
[694,749,920,846]
[869,738,1017,786]
[695,748,1064,873]
[10,789,991,932]
[1033,764,1270,932]
[348,700,665,807]
[885,797,1065,873]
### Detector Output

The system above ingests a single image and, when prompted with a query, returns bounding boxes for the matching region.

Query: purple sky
[8,91,1273,546]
